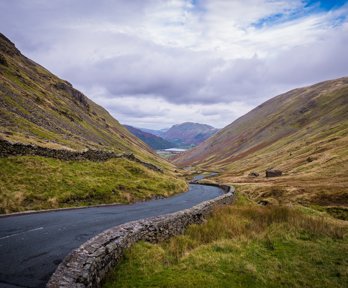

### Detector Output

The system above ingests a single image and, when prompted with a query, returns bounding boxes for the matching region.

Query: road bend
[0,184,223,288]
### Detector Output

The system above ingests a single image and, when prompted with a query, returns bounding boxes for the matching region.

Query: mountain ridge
[174,77,348,206]
[174,78,348,167]
[162,122,218,148]
[124,125,175,150]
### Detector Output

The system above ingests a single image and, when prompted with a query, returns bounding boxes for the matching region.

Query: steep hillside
[0,34,153,156]
[0,33,187,213]
[124,125,174,150]
[174,78,348,207]
[163,122,218,148]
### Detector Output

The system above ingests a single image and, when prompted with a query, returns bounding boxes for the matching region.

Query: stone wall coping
[47,184,234,288]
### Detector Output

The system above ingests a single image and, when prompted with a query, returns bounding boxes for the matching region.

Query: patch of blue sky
[252,9,303,28]
[253,12,295,28]
[252,0,348,29]
[304,0,348,11]
[331,14,347,27]
[189,0,205,13]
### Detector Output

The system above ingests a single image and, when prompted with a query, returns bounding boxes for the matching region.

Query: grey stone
[306,156,314,162]
[248,171,259,177]
[265,169,283,177]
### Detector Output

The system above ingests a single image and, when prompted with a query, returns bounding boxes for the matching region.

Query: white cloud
[0,0,347,129]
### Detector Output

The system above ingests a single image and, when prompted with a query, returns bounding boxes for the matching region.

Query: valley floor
[213,175,348,221]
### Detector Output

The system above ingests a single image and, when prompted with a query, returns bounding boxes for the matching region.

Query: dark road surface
[0,184,223,288]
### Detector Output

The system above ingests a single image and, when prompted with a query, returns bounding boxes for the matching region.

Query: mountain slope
[0,34,153,155]
[0,33,187,213]
[174,78,348,206]
[163,122,218,148]
[124,125,174,150]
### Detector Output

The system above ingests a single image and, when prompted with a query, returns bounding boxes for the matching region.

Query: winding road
[0,184,223,288]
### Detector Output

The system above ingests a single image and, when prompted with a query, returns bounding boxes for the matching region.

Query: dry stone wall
[0,139,163,172]
[47,185,234,288]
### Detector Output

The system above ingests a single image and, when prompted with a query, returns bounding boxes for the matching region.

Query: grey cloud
[0,0,148,53]
[98,98,169,118]
[267,29,348,86]
[65,27,348,107]
[63,36,223,104]
[0,0,347,128]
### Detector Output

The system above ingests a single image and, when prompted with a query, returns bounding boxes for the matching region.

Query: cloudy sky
[1,0,348,129]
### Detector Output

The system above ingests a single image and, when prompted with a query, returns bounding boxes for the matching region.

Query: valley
[1,3,348,286]
[104,79,348,288]
[156,147,187,159]
[125,122,219,150]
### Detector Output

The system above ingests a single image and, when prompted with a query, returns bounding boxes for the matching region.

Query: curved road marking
[0,227,44,241]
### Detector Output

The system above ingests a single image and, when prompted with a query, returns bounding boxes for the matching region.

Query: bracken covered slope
[175,78,348,168]
[174,78,348,206]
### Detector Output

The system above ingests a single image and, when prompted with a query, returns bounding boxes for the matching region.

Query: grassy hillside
[0,33,155,156]
[0,156,187,214]
[104,194,348,288]
[174,78,348,208]
[0,33,187,213]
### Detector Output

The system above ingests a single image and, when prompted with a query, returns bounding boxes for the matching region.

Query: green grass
[0,156,188,213]
[103,194,348,288]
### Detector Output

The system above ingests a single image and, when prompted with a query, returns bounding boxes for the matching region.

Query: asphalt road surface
[0,184,223,288]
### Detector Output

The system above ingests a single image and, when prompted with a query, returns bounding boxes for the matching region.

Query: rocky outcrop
[248,171,259,177]
[0,33,20,56]
[265,168,283,177]
[0,53,8,66]
[47,185,234,288]
[0,139,163,173]
[53,81,90,110]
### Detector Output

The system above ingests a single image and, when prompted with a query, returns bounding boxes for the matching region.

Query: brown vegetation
[174,78,348,210]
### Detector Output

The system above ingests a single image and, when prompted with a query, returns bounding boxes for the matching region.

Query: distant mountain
[139,127,169,137]
[124,125,175,150]
[162,122,219,148]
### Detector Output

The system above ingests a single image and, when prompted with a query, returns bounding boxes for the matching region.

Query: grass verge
[0,156,188,214]
[103,194,348,288]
